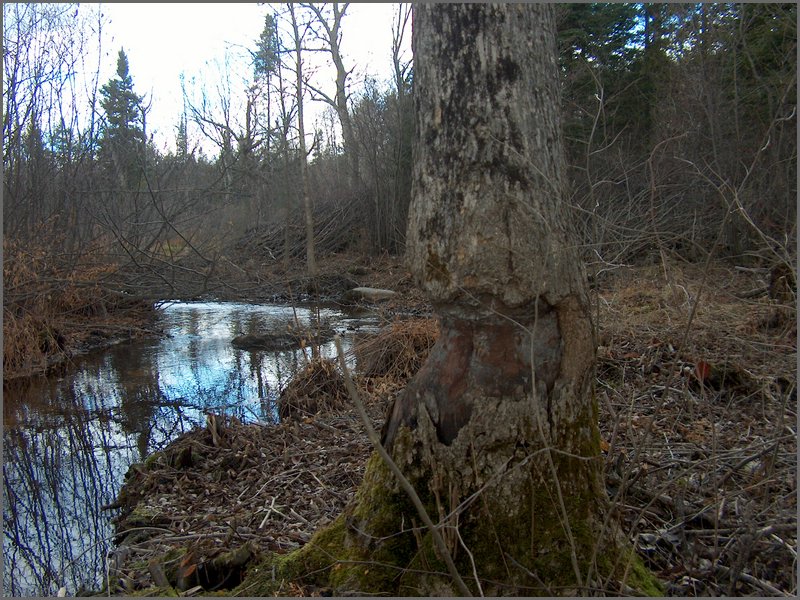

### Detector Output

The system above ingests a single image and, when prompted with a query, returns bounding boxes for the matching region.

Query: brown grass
[278,358,350,419]
[352,317,439,379]
[3,236,154,380]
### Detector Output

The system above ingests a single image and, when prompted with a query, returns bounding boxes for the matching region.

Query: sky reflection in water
[3,301,376,596]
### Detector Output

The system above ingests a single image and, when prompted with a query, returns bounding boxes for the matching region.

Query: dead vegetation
[234,196,362,267]
[103,260,795,597]
[353,317,439,379]
[106,378,400,596]
[277,358,350,419]
[594,261,796,596]
[2,236,159,381]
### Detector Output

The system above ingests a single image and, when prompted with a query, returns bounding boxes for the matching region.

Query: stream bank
[103,318,440,596]
[3,251,430,384]
[3,289,431,597]
[101,262,795,597]
[107,396,387,596]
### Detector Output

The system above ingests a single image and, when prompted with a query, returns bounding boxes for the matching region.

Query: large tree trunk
[266,5,662,596]
[384,2,594,449]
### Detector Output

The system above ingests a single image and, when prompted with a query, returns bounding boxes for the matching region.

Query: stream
[2,301,380,597]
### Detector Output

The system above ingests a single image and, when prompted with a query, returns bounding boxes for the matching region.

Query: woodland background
[3,3,796,376]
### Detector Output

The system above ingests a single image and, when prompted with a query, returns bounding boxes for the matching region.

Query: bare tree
[184,52,240,193]
[303,2,361,191]
[2,3,105,246]
[273,26,300,272]
[388,2,413,251]
[288,3,317,277]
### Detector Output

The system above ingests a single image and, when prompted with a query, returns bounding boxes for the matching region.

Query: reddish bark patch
[383,308,562,447]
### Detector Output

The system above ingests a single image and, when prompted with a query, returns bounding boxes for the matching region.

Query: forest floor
[100,252,797,597]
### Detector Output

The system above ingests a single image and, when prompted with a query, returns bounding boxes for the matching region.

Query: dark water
[2,301,378,597]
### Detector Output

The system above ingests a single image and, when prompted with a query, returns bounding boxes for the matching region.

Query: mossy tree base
[236,447,663,596]
[235,306,664,596]
[232,286,664,596]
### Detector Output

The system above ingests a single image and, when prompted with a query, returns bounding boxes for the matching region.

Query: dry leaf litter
[106,263,795,597]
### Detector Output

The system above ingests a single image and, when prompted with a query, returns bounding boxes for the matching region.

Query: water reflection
[3,301,377,596]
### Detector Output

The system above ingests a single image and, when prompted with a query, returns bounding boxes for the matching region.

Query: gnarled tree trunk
[263,5,661,596]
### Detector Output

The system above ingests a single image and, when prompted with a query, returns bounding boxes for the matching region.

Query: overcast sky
[97,3,410,154]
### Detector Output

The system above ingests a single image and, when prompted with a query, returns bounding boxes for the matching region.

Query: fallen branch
[714,563,790,597]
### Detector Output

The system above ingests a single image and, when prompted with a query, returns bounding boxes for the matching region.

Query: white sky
[97,3,410,154]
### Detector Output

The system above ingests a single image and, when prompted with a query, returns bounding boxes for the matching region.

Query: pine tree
[99,49,145,187]
[253,13,279,81]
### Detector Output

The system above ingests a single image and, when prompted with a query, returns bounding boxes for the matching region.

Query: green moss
[278,513,348,585]
[158,546,188,586]
[303,452,422,593]
[116,505,172,542]
[231,524,338,596]
[394,478,661,596]
[621,548,665,596]
[128,585,179,597]
[143,450,164,468]
[235,451,422,596]
[230,556,284,597]
[235,436,663,597]
[350,452,420,556]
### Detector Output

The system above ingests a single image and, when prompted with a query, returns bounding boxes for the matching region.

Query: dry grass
[277,358,350,419]
[352,317,439,379]
[3,236,156,380]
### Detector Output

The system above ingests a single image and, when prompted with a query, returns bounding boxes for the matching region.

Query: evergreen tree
[99,49,145,187]
[557,4,645,159]
[175,112,189,160]
[253,13,279,82]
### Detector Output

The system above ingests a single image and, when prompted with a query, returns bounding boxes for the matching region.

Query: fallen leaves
[108,383,390,595]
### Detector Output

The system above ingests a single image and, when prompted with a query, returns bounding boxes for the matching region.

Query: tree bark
[267,5,662,596]
[385,3,595,450]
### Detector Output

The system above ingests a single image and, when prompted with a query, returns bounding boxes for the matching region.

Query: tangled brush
[354,318,439,380]
[278,358,349,419]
